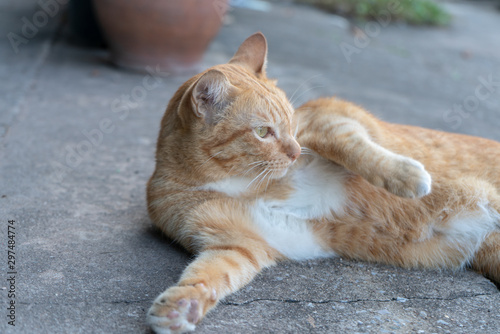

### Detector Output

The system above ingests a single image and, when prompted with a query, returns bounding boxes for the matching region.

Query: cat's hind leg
[471,194,500,284]
[472,231,500,284]
[395,184,500,281]
[339,179,500,275]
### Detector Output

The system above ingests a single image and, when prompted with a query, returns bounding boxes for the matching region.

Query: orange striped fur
[146,33,500,333]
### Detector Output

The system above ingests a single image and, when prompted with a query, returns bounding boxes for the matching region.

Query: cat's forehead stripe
[275,94,293,118]
[258,93,278,123]
[226,66,291,113]
[252,87,292,126]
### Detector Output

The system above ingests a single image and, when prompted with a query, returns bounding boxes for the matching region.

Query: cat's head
[160,32,301,184]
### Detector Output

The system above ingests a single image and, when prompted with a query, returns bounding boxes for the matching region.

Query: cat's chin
[270,167,289,179]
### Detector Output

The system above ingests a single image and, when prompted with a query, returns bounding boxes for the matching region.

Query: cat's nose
[287,144,301,161]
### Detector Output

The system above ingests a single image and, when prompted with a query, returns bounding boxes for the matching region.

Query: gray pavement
[1,0,499,333]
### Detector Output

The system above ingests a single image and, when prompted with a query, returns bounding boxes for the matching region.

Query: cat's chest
[200,156,348,260]
[262,156,348,220]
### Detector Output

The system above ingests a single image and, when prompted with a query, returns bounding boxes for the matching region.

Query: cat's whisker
[258,165,275,190]
[246,167,267,190]
[248,160,265,166]
[223,165,237,178]
[196,151,224,171]
[288,74,323,106]
[290,84,325,107]
[255,168,272,194]
[256,167,271,189]
[293,122,300,139]
[264,168,276,194]
[300,147,315,156]
[260,168,272,186]
[242,162,266,177]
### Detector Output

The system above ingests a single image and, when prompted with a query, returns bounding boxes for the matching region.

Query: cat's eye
[255,126,269,138]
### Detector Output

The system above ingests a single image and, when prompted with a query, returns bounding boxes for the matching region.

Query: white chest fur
[200,156,348,260]
[251,157,347,260]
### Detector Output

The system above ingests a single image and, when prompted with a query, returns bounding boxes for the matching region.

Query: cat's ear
[229,32,268,77]
[192,69,237,124]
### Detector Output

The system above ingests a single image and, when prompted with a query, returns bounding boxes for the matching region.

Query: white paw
[147,284,215,334]
[408,159,432,197]
[147,297,198,334]
[385,156,432,198]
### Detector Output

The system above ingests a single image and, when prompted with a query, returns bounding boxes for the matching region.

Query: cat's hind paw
[147,284,213,334]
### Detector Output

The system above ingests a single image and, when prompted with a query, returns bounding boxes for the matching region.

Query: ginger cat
[146,32,500,333]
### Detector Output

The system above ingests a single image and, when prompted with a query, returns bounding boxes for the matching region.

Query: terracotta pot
[92,0,229,74]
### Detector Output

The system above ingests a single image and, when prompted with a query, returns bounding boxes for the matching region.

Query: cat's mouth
[269,166,289,179]
[263,161,293,180]
[245,160,291,187]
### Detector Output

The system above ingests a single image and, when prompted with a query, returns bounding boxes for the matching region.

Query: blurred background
[1,1,500,333]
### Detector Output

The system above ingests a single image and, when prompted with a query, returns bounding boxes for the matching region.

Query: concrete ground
[1,0,499,333]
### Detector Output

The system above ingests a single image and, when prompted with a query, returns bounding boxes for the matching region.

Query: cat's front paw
[147,283,215,334]
[380,156,432,198]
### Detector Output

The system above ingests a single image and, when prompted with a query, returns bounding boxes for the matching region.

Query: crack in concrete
[108,299,151,305]
[221,292,497,306]
[17,292,498,308]
[19,299,151,306]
